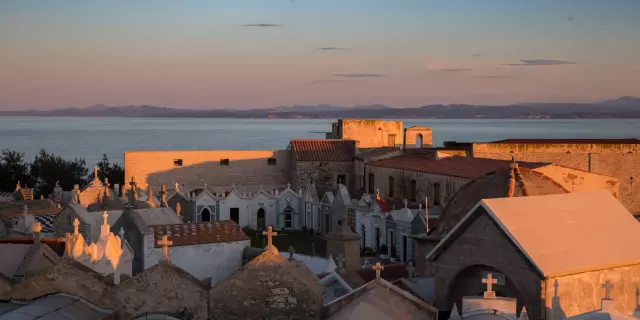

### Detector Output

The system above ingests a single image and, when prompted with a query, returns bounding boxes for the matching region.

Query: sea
[0,116,639,166]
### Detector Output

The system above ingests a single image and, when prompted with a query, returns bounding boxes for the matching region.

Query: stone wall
[545,264,640,319]
[473,143,640,214]
[404,126,434,148]
[339,119,403,148]
[365,164,471,207]
[295,161,353,196]
[125,150,292,191]
[432,209,543,320]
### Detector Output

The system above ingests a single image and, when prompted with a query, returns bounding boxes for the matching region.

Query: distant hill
[2,97,640,119]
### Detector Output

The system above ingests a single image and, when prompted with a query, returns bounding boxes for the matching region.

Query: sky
[1,0,639,110]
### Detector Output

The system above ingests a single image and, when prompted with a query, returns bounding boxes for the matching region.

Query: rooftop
[367,155,546,179]
[0,237,66,256]
[290,139,356,162]
[0,293,114,319]
[151,220,249,247]
[491,138,640,144]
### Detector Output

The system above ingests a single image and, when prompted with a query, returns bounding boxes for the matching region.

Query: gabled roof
[290,139,356,162]
[151,220,249,247]
[321,192,335,205]
[428,190,640,277]
[367,155,547,180]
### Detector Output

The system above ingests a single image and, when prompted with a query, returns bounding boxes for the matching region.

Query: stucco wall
[545,264,640,319]
[473,143,640,214]
[340,119,403,148]
[365,164,471,207]
[125,150,292,191]
[144,240,250,287]
[432,209,543,320]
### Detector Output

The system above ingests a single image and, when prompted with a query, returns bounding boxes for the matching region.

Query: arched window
[201,207,212,222]
[416,133,424,148]
[388,176,395,197]
[433,182,441,206]
[368,172,375,194]
[409,180,417,202]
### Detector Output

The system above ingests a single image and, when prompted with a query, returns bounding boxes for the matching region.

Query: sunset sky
[1,0,639,110]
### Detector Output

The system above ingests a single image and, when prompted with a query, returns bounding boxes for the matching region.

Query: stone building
[426,190,640,320]
[454,138,640,214]
[326,119,433,149]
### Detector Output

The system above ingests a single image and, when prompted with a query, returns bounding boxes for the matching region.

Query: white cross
[287,182,291,189]
[203,181,208,189]
[372,262,384,280]
[482,273,498,299]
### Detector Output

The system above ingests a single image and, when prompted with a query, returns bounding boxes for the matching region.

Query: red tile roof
[492,138,640,144]
[0,237,66,256]
[367,155,546,180]
[151,220,250,248]
[290,139,356,162]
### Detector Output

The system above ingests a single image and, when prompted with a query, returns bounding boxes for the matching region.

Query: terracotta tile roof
[367,155,547,179]
[0,237,66,256]
[492,138,640,144]
[355,263,409,282]
[354,147,401,161]
[151,220,250,248]
[290,139,356,162]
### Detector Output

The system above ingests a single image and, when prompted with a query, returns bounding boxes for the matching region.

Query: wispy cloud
[333,73,386,78]
[440,68,472,72]
[472,53,483,58]
[309,80,348,84]
[241,24,281,27]
[317,47,348,50]
[567,16,576,21]
[472,75,512,79]
[504,59,577,66]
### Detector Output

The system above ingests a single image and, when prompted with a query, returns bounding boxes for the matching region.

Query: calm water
[1,116,639,166]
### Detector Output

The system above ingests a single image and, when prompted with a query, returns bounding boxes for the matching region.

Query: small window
[267,158,277,166]
[173,159,183,167]
[220,159,230,166]
[337,174,346,185]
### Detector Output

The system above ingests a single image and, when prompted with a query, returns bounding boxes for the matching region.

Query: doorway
[230,208,239,224]
[257,208,266,230]
[388,134,396,147]
[201,208,211,222]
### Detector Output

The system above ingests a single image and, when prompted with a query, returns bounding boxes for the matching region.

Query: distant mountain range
[3,97,640,119]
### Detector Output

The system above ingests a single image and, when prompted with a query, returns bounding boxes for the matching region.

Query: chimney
[32,222,42,247]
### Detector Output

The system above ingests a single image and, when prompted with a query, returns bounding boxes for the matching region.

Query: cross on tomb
[287,182,291,189]
[603,280,614,300]
[263,226,278,247]
[203,181,208,189]
[372,262,384,280]
[73,218,80,235]
[406,262,415,280]
[157,234,173,261]
[404,199,408,208]
[482,273,498,299]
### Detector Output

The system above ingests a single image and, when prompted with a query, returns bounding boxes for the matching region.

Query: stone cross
[288,246,295,260]
[372,262,384,280]
[73,218,80,235]
[203,181,208,189]
[157,235,173,261]
[336,254,345,269]
[94,166,99,180]
[263,226,278,247]
[406,262,415,280]
[404,199,408,208]
[603,280,614,300]
[482,273,498,299]
[287,182,291,189]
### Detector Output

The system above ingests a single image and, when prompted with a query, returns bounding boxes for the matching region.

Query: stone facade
[327,119,404,148]
[472,142,640,214]
[295,160,353,197]
[125,149,292,191]
[546,264,640,319]
[404,126,433,148]
[430,208,543,320]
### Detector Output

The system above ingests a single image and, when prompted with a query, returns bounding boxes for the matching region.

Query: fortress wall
[340,119,403,148]
[473,143,640,214]
[124,150,292,191]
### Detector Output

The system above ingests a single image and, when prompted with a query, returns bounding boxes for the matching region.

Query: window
[284,206,293,229]
[337,174,346,185]
[409,179,417,202]
[388,176,395,197]
[433,182,441,206]
[173,159,183,167]
[368,172,375,194]
[230,208,239,223]
[220,159,230,166]
[267,158,277,166]
[416,133,424,148]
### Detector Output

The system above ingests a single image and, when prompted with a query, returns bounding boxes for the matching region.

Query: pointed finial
[376,188,380,199]
[175,202,181,216]
[287,182,291,189]
[32,221,42,233]
[102,211,108,225]
[147,187,153,203]
[119,227,125,239]
[94,166,99,180]
[16,180,21,191]
[73,218,80,235]
[403,199,408,208]
[160,185,168,207]
[175,182,180,192]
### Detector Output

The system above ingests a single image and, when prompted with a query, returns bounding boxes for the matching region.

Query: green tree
[30,149,89,196]
[92,154,125,186]
[0,149,33,191]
